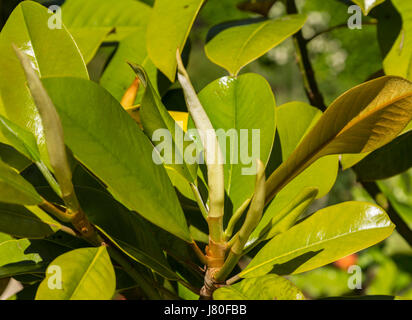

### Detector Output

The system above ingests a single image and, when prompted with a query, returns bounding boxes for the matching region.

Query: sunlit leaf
[0,1,88,166]
[214,274,305,300]
[266,76,412,203]
[240,201,394,278]
[205,15,306,76]
[42,77,191,242]
[36,247,116,300]
[147,0,205,81]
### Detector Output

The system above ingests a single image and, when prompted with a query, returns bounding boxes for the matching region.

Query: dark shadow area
[269,249,323,275]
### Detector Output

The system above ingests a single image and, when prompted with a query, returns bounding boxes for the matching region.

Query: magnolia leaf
[147,0,205,81]
[240,201,394,278]
[383,0,412,80]
[0,236,42,268]
[101,30,157,103]
[36,247,116,300]
[129,64,197,182]
[0,203,60,238]
[205,15,306,76]
[247,187,318,248]
[196,74,276,214]
[214,274,305,300]
[0,1,88,166]
[62,0,151,41]
[266,76,412,203]
[41,77,191,242]
[354,130,412,181]
[75,186,179,281]
[252,102,338,242]
[0,115,40,162]
[14,47,75,208]
[0,159,42,206]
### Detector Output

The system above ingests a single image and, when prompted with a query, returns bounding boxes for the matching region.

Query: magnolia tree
[0,0,411,300]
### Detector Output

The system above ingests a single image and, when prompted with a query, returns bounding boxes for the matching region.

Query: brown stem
[305,21,377,43]
[285,0,412,248]
[287,0,326,111]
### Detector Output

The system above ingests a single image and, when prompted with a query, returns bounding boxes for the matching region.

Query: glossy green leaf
[62,0,151,41]
[62,0,154,96]
[41,77,191,242]
[130,64,197,182]
[341,121,412,170]
[240,201,395,278]
[0,115,40,162]
[252,102,338,243]
[70,28,111,64]
[352,0,386,15]
[36,247,116,300]
[14,46,74,205]
[75,185,179,281]
[101,31,157,103]
[0,143,32,172]
[383,0,412,81]
[0,1,88,165]
[196,73,276,214]
[205,15,307,76]
[214,274,305,300]
[290,266,352,298]
[354,131,412,181]
[147,0,205,81]
[0,235,42,268]
[0,116,61,196]
[0,159,42,205]
[0,203,60,238]
[266,76,412,203]
[247,187,318,249]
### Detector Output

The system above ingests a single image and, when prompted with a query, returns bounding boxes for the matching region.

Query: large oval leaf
[35,247,116,300]
[0,159,42,206]
[41,77,191,242]
[147,0,205,81]
[205,15,306,76]
[101,31,157,103]
[0,203,60,239]
[240,201,395,278]
[250,102,338,244]
[75,185,179,281]
[354,130,412,181]
[266,76,412,202]
[0,234,41,267]
[131,64,197,182]
[383,0,412,80]
[0,1,88,165]
[62,0,151,41]
[214,274,305,300]
[197,73,276,214]
[0,115,40,163]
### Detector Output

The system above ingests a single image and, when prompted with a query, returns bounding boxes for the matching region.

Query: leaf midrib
[69,247,104,299]
[267,84,412,200]
[240,222,393,277]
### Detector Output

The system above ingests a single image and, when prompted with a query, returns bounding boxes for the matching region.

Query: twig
[286,0,326,111]
[284,1,412,247]
[305,21,377,43]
